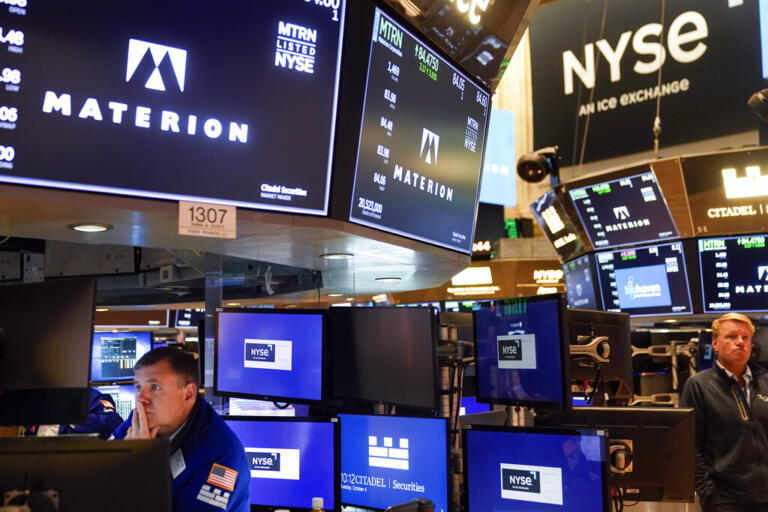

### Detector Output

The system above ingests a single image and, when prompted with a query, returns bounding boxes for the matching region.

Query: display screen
[174,308,204,328]
[225,418,336,511]
[0,0,345,214]
[698,235,768,312]
[228,398,308,418]
[329,307,437,410]
[464,428,608,511]
[531,188,588,262]
[93,384,136,421]
[595,242,693,316]
[340,414,448,512]
[569,171,678,249]
[563,254,599,309]
[474,296,566,407]
[90,332,152,383]
[460,396,491,416]
[349,8,491,253]
[215,311,325,402]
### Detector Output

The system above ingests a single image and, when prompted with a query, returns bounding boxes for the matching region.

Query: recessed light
[320,252,353,260]
[375,277,402,283]
[226,302,241,306]
[286,304,297,308]
[663,319,678,323]
[346,298,354,301]
[326,293,344,297]
[95,307,109,312]
[69,223,112,233]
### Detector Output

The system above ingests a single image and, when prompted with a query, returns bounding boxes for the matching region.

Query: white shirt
[716,360,753,404]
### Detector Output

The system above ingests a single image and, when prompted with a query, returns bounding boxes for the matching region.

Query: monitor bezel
[222,415,340,512]
[461,424,611,512]
[337,413,450,512]
[213,308,328,405]
[472,293,571,409]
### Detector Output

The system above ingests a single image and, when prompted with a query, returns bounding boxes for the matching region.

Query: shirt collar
[716,360,753,384]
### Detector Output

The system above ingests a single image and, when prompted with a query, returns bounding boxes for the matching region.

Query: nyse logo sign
[498,338,522,361]
[243,339,292,371]
[613,206,630,220]
[420,128,440,165]
[369,436,409,471]
[274,21,317,74]
[497,334,537,370]
[126,39,187,92]
[500,463,563,505]
[246,448,300,480]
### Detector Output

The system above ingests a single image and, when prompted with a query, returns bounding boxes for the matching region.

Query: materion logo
[613,206,630,220]
[243,339,292,371]
[623,276,662,300]
[368,435,409,470]
[758,266,768,282]
[246,448,300,480]
[126,38,187,92]
[500,463,563,505]
[420,128,440,165]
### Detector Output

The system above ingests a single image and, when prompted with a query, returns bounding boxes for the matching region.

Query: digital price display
[698,235,768,313]
[563,254,599,309]
[531,188,588,262]
[0,0,345,214]
[595,242,693,317]
[569,171,678,249]
[349,8,490,253]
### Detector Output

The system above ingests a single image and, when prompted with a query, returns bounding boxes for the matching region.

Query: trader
[111,347,250,511]
[681,312,768,511]
[25,387,123,439]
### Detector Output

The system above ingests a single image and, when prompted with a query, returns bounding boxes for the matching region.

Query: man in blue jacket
[111,347,250,511]
[25,387,124,438]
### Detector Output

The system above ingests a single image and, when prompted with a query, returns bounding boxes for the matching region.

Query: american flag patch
[207,463,238,491]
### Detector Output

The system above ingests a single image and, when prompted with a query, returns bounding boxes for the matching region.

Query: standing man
[111,347,250,511]
[681,313,768,511]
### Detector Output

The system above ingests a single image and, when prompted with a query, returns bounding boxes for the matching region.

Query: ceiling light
[326,293,344,297]
[375,277,402,283]
[226,302,241,306]
[69,223,112,233]
[95,308,109,312]
[663,319,678,323]
[320,252,353,260]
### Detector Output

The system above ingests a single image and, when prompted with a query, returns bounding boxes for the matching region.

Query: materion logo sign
[420,128,440,165]
[368,435,409,470]
[126,38,187,92]
[246,448,300,480]
[243,339,292,371]
[613,206,630,220]
[500,463,563,505]
[758,265,768,282]
[497,334,537,370]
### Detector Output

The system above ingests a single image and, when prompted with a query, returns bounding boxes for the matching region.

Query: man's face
[713,320,753,372]
[134,360,196,437]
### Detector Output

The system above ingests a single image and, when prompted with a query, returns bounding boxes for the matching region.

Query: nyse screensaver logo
[243,339,292,371]
[249,451,281,472]
[420,128,440,165]
[368,436,410,470]
[500,463,563,505]
[246,448,300,480]
[126,38,187,92]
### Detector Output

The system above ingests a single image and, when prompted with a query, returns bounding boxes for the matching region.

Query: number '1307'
[188,206,227,224]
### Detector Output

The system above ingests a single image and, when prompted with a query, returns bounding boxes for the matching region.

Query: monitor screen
[473,295,568,408]
[531,188,589,262]
[93,384,136,421]
[215,310,325,403]
[340,414,448,512]
[460,396,491,416]
[348,7,491,253]
[174,308,205,328]
[595,241,693,316]
[90,332,152,383]
[329,307,437,410]
[225,417,336,511]
[464,426,608,511]
[568,170,678,249]
[698,235,768,312]
[1,0,346,215]
[563,254,599,309]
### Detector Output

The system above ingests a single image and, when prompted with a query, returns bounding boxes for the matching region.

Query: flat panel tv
[348,7,491,253]
[595,241,693,316]
[563,254,599,310]
[698,235,768,312]
[1,0,346,214]
[531,187,589,262]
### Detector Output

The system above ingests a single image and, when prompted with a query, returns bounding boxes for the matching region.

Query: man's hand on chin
[125,402,160,440]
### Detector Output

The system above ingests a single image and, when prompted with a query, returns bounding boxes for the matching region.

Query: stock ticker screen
[90,332,152,383]
[562,254,599,310]
[569,171,678,249]
[595,242,693,317]
[0,0,345,214]
[699,235,768,313]
[349,8,490,253]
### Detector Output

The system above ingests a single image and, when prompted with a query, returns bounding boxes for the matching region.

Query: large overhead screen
[698,235,768,313]
[595,242,693,317]
[0,0,345,214]
[349,7,491,253]
[568,169,678,250]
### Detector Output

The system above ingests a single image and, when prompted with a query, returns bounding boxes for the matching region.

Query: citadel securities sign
[530,0,761,165]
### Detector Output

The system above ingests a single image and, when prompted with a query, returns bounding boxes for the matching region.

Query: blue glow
[479,109,516,206]
[761,0,768,78]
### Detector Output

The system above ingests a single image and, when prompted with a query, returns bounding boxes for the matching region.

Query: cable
[652,0,667,158]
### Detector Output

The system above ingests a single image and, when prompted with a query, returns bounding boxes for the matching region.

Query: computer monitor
[473,295,570,408]
[224,417,337,511]
[93,383,136,421]
[567,309,633,400]
[0,437,171,511]
[698,331,715,370]
[90,331,153,383]
[463,425,610,511]
[215,309,326,404]
[0,278,96,426]
[174,308,205,328]
[329,307,438,411]
[535,407,695,502]
[339,414,449,512]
